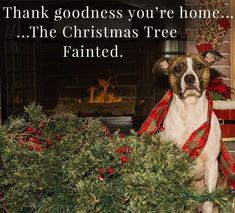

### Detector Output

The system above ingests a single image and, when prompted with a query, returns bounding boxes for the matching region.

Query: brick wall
[185,0,231,86]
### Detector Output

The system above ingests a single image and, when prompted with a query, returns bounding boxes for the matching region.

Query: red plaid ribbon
[138,90,173,136]
[138,90,212,158]
[220,143,235,189]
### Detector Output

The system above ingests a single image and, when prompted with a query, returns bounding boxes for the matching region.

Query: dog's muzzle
[181,73,201,98]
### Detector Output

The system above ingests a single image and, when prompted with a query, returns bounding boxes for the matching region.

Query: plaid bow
[138,90,212,158]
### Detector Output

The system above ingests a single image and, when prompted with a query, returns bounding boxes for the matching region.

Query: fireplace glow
[88,77,122,103]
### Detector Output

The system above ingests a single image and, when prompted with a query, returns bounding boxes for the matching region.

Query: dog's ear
[152,57,171,74]
[201,50,224,65]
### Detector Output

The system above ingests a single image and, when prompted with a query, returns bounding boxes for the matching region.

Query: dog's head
[152,50,223,99]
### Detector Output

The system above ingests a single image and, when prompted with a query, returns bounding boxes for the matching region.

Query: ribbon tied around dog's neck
[138,89,213,158]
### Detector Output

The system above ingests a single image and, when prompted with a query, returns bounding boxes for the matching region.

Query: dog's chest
[162,100,207,147]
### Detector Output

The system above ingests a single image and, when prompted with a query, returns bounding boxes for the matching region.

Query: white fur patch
[162,91,221,213]
[181,57,200,97]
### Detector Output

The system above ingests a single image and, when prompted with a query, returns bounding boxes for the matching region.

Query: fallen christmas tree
[0,104,234,212]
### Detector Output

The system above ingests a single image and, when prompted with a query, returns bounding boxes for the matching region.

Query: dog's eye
[173,66,181,74]
[196,63,204,70]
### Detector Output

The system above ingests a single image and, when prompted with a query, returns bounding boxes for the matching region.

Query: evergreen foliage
[0,104,234,212]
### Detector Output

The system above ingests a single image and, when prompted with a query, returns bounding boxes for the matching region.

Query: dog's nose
[184,74,196,85]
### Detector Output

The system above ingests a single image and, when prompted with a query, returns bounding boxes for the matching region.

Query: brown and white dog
[153,51,223,213]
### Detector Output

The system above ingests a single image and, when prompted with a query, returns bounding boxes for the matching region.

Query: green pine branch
[0,103,234,212]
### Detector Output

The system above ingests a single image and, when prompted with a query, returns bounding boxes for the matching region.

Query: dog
[152,51,223,213]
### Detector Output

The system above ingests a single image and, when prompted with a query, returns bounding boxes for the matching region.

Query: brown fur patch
[168,74,179,94]
[168,56,187,95]
[168,55,188,73]
[190,54,210,91]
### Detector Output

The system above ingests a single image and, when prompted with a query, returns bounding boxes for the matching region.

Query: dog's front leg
[202,160,219,213]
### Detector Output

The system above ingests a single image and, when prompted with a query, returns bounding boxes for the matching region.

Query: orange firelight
[87,77,122,103]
